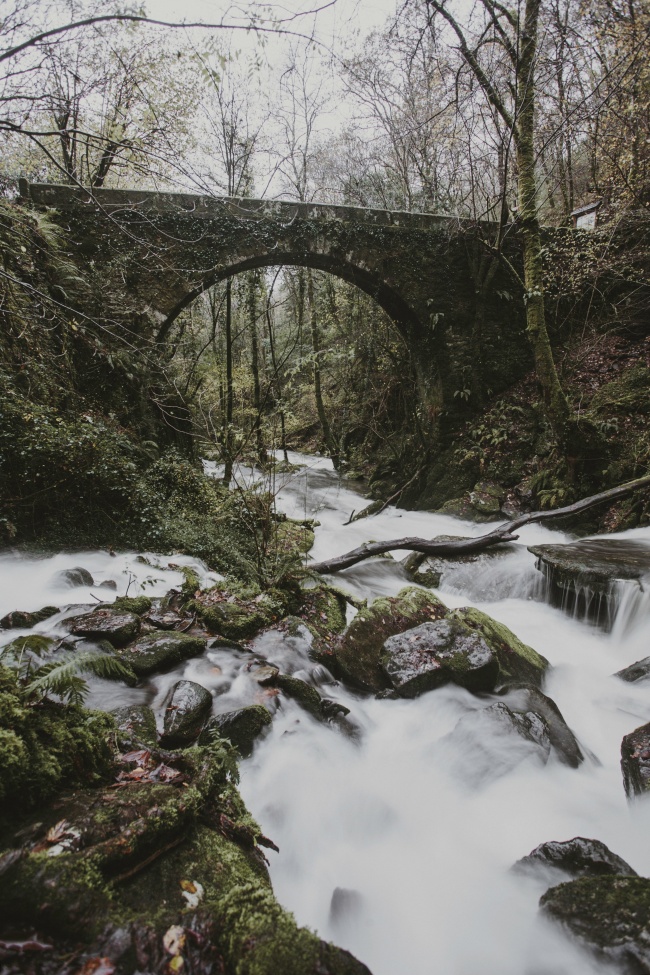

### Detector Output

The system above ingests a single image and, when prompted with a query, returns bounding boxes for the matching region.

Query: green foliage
[0,662,114,824]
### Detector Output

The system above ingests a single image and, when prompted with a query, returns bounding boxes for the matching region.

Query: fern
[25,651,136,706]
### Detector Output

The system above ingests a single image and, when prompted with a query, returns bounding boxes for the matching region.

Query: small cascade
[529,539,650,632]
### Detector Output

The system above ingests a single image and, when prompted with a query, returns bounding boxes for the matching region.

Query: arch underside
[157,251,422,343]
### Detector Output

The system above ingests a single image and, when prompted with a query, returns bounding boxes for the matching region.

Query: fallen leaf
[163,925,185,956]
[46,819,70,843]
[77,958,115,975]
[168,956,184,973]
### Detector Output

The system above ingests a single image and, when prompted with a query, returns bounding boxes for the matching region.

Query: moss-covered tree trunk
[516,0,572,444]
[247,270,267,464]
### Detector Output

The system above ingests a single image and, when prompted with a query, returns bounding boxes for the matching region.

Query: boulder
[111,704,158,748]
[621,721,650,799]
[499,684,584,767]
[528,539,650,627]
[441,702,551,786]
[437,481,506,522]
[160,680,213,747]
[69,609,140,647]
[0,605,59,629]
[381,619,498,697]
[540,876,650,973]
[335,587,447,693]
[615,656,650,684]
[450,606,549,688]
[329,887,364,932]
[514,837,637,880]
[116,631,206,677]
[199,704,272,756]
[54,566,94,587]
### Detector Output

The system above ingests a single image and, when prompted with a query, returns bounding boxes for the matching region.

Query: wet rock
[160,680,213,747]
[68,609,140,647]
[381,619,498,697]
[54,566,94,587]
[514,837,637,880]
[335,586,447,693]
[192,585,287,640]
[199,704,272,756]
[258,671,323,719]
[499,684,584,767]
[0,605,59,629]
[441,702,551,785]
[540,876,650,973]
[450,606,549,688]
[116,631,206,676]
[437,481,506,522]
[146,608,185,630]
[528,539,650,628]
[615,656,650,684]
[621,721,650,799]
[98,579,117,590]
[111,704,158,748]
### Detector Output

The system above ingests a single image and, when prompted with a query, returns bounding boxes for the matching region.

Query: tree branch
[308,473,650,574]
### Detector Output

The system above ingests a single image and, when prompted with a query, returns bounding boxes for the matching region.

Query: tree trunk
[223,278,234,485]
[248,271,267,464]
[516,0,573,445]
[307,269,339,468]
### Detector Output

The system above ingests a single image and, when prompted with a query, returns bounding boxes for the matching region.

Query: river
[1,451,649,974]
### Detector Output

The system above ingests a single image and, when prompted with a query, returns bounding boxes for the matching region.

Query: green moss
[450,606,549,687]
[0,664,114,831]
[112,595,152,615]
[0,605,59,629]
[540,876,650,959]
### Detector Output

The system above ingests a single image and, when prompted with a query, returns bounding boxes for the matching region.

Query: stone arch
[156,250,422,344]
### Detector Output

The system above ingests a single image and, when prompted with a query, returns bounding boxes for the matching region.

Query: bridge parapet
[19,180,460,232]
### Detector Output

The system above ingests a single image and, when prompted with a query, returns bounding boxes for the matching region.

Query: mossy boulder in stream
[540,876,650,973]
[116,631,206,676]
[449,606,549,688]
[191,583,289,640]
[514,837,637,880]
[112,703,158,748]
[199,705,272,757]
[334,587,447,693]
[381,619,498,697]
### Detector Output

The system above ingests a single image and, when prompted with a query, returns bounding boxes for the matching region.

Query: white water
[1,452,649,974]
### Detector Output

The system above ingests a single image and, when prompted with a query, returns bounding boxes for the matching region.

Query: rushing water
[1,452,649,974]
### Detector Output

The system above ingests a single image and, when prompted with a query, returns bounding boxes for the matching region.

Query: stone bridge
[19,180,530,427]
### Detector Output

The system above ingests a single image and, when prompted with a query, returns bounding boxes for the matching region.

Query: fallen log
[308,473,650,575]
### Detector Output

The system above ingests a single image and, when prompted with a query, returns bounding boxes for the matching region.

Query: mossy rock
[160,680,213,747]
[264,673,323,719]
[111,703,158,748]
[0,605,59,629]
[299,584,348,640]
[199,705,272,757]
[112,595,153,615]
[590,365,650,414]
[0,663,114,829]
[0,739,370,975]
[540,876,650,972]
[275,518,316,554]
[449,606,549,688]
[192,584,288,640]
[116,631,207,676]
[334,587,448,693]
